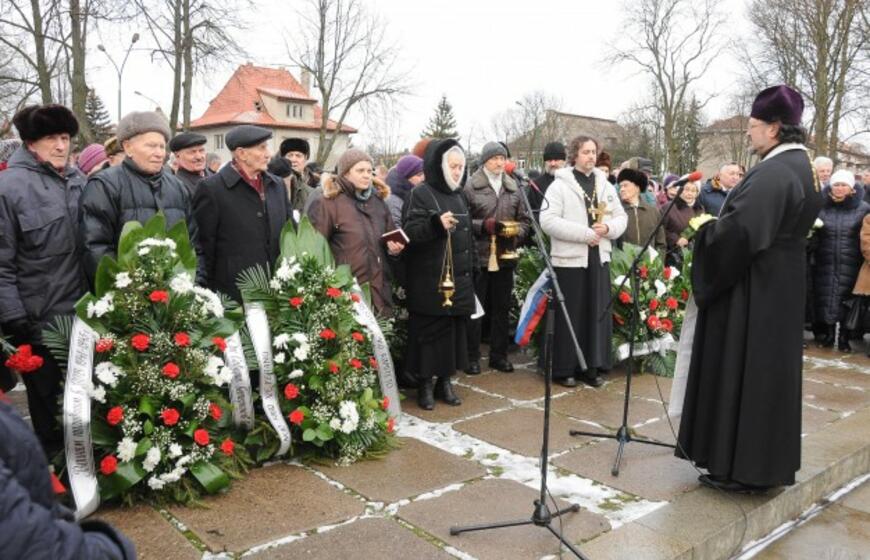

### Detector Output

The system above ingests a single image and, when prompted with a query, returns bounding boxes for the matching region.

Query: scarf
[483,168,503,195]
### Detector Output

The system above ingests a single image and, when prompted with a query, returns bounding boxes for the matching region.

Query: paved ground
[6,341,870,559]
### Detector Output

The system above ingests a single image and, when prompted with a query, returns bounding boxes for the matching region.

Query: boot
[580,367,604,388]
[435,376,462,406]
[417,378,435,410]
[816,324,835,348]
[837,327,852,353]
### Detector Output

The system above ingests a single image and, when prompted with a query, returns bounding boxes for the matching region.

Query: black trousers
[468,267,514,362]
[21,344,64,457]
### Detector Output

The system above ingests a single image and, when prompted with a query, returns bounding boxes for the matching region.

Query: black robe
[676,146,823,487]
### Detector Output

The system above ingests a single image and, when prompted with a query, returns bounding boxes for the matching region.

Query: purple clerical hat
[750,85,804,125]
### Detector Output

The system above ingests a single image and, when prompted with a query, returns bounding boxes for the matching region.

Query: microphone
[668,170,703,188]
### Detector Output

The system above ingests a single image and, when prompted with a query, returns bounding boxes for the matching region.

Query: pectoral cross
[590,201,610,224]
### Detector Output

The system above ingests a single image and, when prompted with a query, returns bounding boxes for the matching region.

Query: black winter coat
[175,166,213,197]
[0,148,87,337]
[0,398,136,559]
[403,139,477,317]
[812,186,870,324]
[79,158,204,284]
[194,164,293,303]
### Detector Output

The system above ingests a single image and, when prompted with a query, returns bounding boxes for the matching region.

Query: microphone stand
[569,181,693,475]
[449,174,590,560]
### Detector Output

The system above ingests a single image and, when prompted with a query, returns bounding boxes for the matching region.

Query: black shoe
[816,326,835,348]
[580,368,604,388]
[464,361,481,375]
[558,376,578,388]
[698,474,772,494]
[489,358,514,373]
[838,333,852,353]
[417,378,435,410]
[435,377,462,406]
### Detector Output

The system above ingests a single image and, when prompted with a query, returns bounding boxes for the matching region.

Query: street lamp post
[134,90,162,113]
[98,33,140,122]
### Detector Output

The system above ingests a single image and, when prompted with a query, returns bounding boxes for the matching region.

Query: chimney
[300,69,311,95]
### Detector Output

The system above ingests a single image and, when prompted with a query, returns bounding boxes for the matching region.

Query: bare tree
[608,0,726,171]
[0,0,67,104]
[287,0,411,164]
[744,0,870,157]
[363,97,404,168]
[514,91,563,167]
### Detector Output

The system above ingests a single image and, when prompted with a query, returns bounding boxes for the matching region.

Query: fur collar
[322,173,390,200]
[468,168,517,192]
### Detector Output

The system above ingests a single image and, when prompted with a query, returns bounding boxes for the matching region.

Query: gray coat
[0,148,87,334]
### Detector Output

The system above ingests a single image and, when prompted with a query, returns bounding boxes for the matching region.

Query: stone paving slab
[94,505,200,560]
[459,369,576,401]
[803,379,870,412]
[806,367,870,390]
[168,463,364,553]
[316,437,486,503]
[755,503,870,559]
[553,439,700,502]
[579,521,692,560]
[453,406,595,457]
[400,382,509,423]
[248,517,454,559]
[602,373,673,403]
[841,481,870,515]
[551,387,665,428]
[634,416,679,445]
[801,403,844,434]
[399,478,610,560]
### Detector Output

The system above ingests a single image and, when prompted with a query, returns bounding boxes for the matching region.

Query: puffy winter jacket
[812,186,870,324]
[0,397,136,559]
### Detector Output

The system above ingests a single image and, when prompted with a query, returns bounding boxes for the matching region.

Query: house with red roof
[189,63,357,167]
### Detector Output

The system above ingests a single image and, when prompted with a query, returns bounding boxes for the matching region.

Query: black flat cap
[226,125,273,150]
[169,132,207,152]
[279,137,310,157]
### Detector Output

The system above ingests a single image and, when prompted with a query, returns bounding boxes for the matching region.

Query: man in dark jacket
[0,392,136,559]
[464,141,531,374]
[0,104,86,454]
[617,168,666,252]
[195,125,294,303]
[79,111,204,285]
[170,131,212,196]
[528,141,566,212]
[698,162,741,216]
[277,137,315,216]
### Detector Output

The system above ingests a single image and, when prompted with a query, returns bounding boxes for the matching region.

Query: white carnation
[87,292,114,318]
[654,279,667,297]
[170,272,195,294]
[273,333,290,349]
[289,369,303,379]
[143,447,161,472]
[291,333,308,344]
[204,356,225,377]
[214,365,233,387]
[169,443,183,458]
[95,362,122,387]
[147,477,166,490]
[329,418,341,430]
[338,401,359,434]
[114,272,132,289]
[117,437,137,462]
[269,278,283,290]
[274,352,286,364]
[137,247,151,256]
[89,384,106,403]
[192,286,224,317]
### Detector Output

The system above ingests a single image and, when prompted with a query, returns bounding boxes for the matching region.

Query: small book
[381,228,410,244]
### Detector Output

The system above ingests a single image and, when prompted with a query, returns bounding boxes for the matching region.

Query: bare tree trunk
[68,0,91,141]
[181,0,192,130]
[167,0,182,132]
[31,0,54,103]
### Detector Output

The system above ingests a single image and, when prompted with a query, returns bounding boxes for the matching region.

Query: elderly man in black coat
[79,111,205,285]
[170,131,212,196]
[194,125,294,303]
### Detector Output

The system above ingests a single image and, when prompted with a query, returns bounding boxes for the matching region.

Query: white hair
[814,156,833,167]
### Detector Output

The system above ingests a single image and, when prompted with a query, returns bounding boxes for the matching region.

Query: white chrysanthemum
[169,443,183,458]
[275,258,293,281]
[95,362,122,387]
[329,418,341,430]
[205,355,225,377]
[89,384,106,403]
[147,477,166,490]
[289,369,303,379]
[274,352,286,364]
[87,292,114,318]
[293,344,309,362]
[143,447,161,472]
[214,365,233,387]
[613,275,627,287]
[273,333,290,349]
[137,247,151,256]
[339,401,359,434]
[114,272,132,289]
[665,266,680,281]
[269,278,283,290]
[117,437,137,462]
[169,272,194,294]
[654,279,667,297]
[291,333,308,344]
[192,286,224,317]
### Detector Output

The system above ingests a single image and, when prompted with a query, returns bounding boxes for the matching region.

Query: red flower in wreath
[351,293,361,303]
[618,291,631,304]
[661,318,674,333]
[208,402,222,421]
[174,332,191,347]
[283,383,299,400]
[387,417,395,433]
[4,344,43,373]
[212,336,227,352]
[649,298,659,311]
[351,331,365,343]
[319,328,336,340]
[381,396,390,410]
[326,287,343,298]
[220,438,235,456]
[193,429,210,446]
[665,297,679,310]
[106,406,124,426]
[95,338,114,353]
[646,315,660,330]
[288,409,304,425]
[289,296,303,309]
[349,358,363,370]
[131,333,150,352]
[663,266,672,280]
[161,408,180,426]
[639,265,649,279]
[149,290,169,304]
[369,356,378,368]
[100,455,118,476]
[328,361,339,374]
[613,313,626,326]
[162,362,180,379]
[681,289,689,301]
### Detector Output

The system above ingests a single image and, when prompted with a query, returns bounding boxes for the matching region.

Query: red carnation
[381,396,390,410]
[289,296,303,309]
[666,297,679,310]
[174,332,191,347]
[649,298,659,311]
[351,331,365,343]
[646,315,660,330]
[106,406,124,426]
[161,407,180,426]
[613,313,625,326]
[328,361,339,374]
[681,289,689,301]
[288,409,304,425]
[661,318,674,333]
[4,344,44,373]
[663,267,672,280]
[349,358,363,370]
[618,291,631,304]
[283,383,300,400]
[193,429,210,446]
[639,265,649,279]
[208,402,222,421]
[100,455,118,476]
[351,293,361,303]
[369,356,378,368]
[149,290,169,304]
[387,417,395,434]
[220,438,235,456]
[212,336,227,352]
[95,338,114,353]
[131,333,150,352]
[326,287,342,299]
[162,362,180,379]
[319,328,336,340]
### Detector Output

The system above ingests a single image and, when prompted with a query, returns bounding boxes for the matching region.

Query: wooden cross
[589,201,610,224]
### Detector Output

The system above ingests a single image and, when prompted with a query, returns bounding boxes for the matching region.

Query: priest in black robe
[676,85,824,492]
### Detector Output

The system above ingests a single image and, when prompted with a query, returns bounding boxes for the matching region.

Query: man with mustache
[170,132,212,196]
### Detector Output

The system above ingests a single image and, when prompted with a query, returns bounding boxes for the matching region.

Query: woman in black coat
[663,180,704,267]
[402,139,477,410]
[812,171,870,351]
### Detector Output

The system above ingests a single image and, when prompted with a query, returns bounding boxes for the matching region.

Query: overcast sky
[89,0,751,152]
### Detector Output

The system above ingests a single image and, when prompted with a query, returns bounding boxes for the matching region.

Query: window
[286,104,291,117]
[286,104,301,118]
[214,134,224,150]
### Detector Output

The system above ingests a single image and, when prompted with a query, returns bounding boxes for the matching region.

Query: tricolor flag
[514,271,552,346]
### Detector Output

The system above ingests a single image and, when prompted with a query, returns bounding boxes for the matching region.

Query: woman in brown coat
[306,149,405,315]
[663,180,704,267]
[851,214,870,356]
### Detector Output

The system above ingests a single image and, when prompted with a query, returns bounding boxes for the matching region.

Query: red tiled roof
[190,64,357,133]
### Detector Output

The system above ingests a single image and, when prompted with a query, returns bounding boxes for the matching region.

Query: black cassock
[676,146,823,487]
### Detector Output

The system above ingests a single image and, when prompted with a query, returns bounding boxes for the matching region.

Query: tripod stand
[449,176,590,560]
[569,181,694,475]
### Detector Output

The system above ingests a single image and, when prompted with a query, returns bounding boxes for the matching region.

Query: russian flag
[514,271,552,346]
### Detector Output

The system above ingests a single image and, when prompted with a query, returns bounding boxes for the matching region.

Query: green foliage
[85,89,113,145]
[421,95,459,140]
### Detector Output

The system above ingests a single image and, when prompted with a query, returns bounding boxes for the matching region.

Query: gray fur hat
[479,141,508,165]
[116,111,171,143]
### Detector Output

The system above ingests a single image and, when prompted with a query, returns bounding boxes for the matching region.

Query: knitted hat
[395,155,424,179]
[479,141,508,165]
[543,141,567,162]
[412,138,432,158]
[13,104,79,142]
[337,148,373,177]
[116,111,171,143]
[830,169,856,187]
[279,137,310,157]
[77,143,109,175]
[616,168,649,192]
[663,173,680,188]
